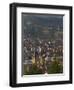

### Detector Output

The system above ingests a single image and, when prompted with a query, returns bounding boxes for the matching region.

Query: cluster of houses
[23,36,63,74]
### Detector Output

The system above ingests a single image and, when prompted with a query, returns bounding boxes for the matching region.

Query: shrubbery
[47,57,63,74]
[24,56,63,75]
[24,64,43,75]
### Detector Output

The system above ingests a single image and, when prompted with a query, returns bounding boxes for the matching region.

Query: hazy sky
[22,13,63,28]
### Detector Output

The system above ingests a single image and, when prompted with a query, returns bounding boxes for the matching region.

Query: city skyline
[22,13,63,75]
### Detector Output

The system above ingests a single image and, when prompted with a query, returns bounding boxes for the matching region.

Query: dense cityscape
[22,14,63,75]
